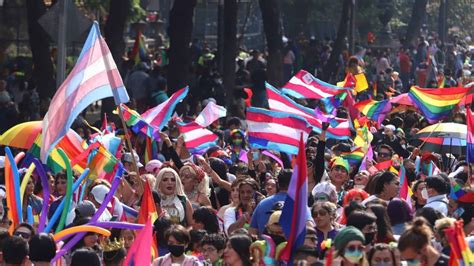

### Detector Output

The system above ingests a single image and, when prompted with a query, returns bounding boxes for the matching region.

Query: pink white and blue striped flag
[280,133,309,263]
[41,22,129,162]
[266,83,350,140]
[467,108,474,163]
[195,101,227,127]
[246,107,312,155]
[177,122,219,153]
[282,69,346,99]
[141,87,189,132]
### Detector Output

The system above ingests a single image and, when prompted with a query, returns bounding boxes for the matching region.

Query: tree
[259,0,283,86]
[322,0,352,82]
[167,0,197,94]
[26,0,56,104]
[101,0,131,116]
[404,0,428,48]
[223,0,237,109]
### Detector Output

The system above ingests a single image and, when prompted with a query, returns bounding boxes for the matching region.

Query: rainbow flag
[467,108,474,163]
[398,164,413,210]
[117,104,160,140]
[131,31,147,65]
[137,180,158,224]
[354,99,391,125]
[444,221,474,266]
[408,86,469,123]
[341,147,365,165]
[25,134,86,174]
[86,144,117,180]
[144,137,158,164]
[41,22,129,162]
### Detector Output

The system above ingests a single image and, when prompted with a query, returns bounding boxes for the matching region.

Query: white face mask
[421,188,429,200]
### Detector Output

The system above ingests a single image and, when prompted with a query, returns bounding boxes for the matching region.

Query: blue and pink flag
[246,107,312,155]
[467,108,474,163]
[280,133,309,263]
[195,101,227,127]
[141,87,189,132]
[41,22,130,162]
[266,83,350,140]
[177,121,219,154]
[282,69,346,99]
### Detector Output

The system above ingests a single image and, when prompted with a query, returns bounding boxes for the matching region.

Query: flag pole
[117,105,140,174]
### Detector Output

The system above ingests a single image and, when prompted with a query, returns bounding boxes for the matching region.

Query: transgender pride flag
[467,108,474,163]
[282,69,346,99]
[266,83,350,140]
[177,122,219,153]
[141,87,189,131]
[280,133,309,263]
[246,107,312,155]
[41,22,129,162]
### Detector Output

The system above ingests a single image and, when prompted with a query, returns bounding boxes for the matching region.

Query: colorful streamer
[56,149,73,233]
[53,225,111,242]
[19,163,36,206]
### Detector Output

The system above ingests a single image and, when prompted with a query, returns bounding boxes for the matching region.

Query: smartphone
[453,207,465,219]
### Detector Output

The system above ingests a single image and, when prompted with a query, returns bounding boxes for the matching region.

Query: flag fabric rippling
[282,70,346,99]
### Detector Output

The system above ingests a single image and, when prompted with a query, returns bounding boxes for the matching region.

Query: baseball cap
[268,210,282,226]
[90,185,112,208]
[122,152,143,168]
[75,200,97,218]
[145,159,162,173]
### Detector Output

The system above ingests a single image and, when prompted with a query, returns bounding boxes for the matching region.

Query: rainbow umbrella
[411,123,467,155]
[0,121,79,149]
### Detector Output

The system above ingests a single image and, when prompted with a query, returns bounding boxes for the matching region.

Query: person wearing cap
[263,210,286,246]
[88,184,123,222]
[333,226,368,266]
[379,125,410,159]
[145,159,163,175]
[423,176,449,216]
[121,151,144,172]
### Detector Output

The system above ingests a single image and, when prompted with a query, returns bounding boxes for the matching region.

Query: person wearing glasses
[200,233,226,266]
[333,226,369,266]
[13,222,36,242]
[375,144,394,164]
[312,201,339,253]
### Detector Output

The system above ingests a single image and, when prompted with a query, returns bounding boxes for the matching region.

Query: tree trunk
[26,0,55,104]
[259,0,283,87]
[322,0,352,82]
[438,0,448,44]
[167,0,197,94]
[404,0,428,48]
[223,0,237,110]
[101,0,131,116]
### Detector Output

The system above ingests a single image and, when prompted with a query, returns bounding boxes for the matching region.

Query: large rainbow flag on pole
[408,86,468,123]
[41,22,130,162]
[354,99,392,125]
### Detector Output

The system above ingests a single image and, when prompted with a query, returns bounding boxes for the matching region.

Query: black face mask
[364,232,375,245]
[269,234,286,246]
[168,244,185,257]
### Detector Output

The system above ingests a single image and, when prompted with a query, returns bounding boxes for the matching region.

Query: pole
[349,0,356,55]
[56,0,69,88]
[117,105,140,174]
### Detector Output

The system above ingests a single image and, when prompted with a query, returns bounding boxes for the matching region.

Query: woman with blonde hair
[155,167,194,227]
[179,163,211,209]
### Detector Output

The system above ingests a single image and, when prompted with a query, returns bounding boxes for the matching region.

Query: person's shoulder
[434,253,449,266]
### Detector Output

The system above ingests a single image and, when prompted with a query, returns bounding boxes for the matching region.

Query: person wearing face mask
[153,224,202,266]
[411,180,427,210]
[346,211,378,248]
[398,217,449,266]
[228,129,248,164]
[333,226,369,266]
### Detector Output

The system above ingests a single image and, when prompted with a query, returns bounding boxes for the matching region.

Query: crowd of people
[0,29,473,266]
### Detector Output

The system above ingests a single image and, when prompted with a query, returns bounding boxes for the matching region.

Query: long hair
[155,167,185,197]
[368,204,395,243]
[228,234,252,266]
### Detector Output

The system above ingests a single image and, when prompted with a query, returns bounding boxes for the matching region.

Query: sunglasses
[346,244,364,252]
[14,231,31,239]
[312,209,328,217]
[379,152,391,158]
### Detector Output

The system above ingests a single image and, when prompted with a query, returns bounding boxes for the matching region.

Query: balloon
[43,168,90,233]
[26,205,33,225]
[51,165,123,263]
[56,149,73,233]
[92,221,144,231]
[33,159,50,232]
[5,147,24,223]
[19,163,36,206]
[53,225,111,242]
